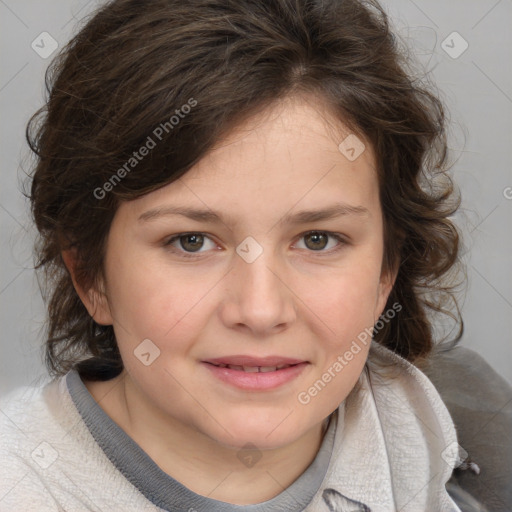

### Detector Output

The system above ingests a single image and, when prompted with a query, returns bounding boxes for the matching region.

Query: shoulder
[423,344,512,512]
[0,377,55,439]
[0,378,64,511]
[423,343,512,408]
[0,376,67,462]
[423,344,512,453]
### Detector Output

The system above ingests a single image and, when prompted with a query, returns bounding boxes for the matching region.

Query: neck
[84,371,333,505]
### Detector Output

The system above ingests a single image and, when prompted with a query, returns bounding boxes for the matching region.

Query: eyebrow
[138,202,370,228]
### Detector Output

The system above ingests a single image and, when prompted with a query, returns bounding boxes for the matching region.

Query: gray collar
[66,369,338,511]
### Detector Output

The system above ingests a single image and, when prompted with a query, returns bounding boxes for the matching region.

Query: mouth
[205,362,299,373]
[202,355,307,370]
[201,356,309,391]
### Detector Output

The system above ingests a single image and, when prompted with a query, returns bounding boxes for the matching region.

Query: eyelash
[162,231,348,259]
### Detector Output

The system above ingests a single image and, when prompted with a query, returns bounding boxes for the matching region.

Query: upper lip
[203,355,307,367]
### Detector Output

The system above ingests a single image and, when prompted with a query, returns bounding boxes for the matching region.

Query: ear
[61,249,113,326]
[374,266,398,320]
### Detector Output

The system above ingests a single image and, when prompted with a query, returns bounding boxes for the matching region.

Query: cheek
[299,272,377,407]
[297,262,381,404]
[104,255,203,343]
[301,261,382,335]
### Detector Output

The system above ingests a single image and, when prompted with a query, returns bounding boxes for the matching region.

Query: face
[80,94,393,451]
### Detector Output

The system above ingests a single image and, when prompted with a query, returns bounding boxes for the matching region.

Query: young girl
[0,0,482,510]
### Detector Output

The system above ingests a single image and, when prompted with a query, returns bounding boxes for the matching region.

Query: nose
[219,246,297,336]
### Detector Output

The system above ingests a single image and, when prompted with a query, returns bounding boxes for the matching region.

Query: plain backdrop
[1,0,511,395]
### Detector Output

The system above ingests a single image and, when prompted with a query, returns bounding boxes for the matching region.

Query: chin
[205,417,307,452]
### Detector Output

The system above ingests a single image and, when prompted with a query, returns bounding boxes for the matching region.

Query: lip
[203,355,307,367]
[201,361,309,391]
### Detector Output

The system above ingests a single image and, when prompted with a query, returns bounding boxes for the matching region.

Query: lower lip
[201,362,309,391]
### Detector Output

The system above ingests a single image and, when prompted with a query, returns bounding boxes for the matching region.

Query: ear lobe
[61,249,113,326]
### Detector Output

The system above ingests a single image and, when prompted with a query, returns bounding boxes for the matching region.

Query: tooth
[276,364,291,370]
[227,365,244,371]
[243,366,259,373]
[259,366,278,373]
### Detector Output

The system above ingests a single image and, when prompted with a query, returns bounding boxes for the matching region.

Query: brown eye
[304,232,329,251]
[177,233,204,252]
[164,232,216,257]
[294,231,347,255]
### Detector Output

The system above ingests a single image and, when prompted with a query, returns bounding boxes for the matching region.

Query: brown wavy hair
[27,0,464,381]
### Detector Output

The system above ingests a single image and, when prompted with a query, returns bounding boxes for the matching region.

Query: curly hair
[27,0,464,381]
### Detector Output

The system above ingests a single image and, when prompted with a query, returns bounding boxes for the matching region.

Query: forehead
[209,92,365,161]
[120,94,381,225]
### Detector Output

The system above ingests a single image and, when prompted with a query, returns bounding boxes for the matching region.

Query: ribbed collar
[66,368,339,511]
[66,340,461,511]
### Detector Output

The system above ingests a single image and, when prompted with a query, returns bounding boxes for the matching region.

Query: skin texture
[64,93,395,505]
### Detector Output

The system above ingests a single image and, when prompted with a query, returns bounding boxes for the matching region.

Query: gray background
[1,0,511,395]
